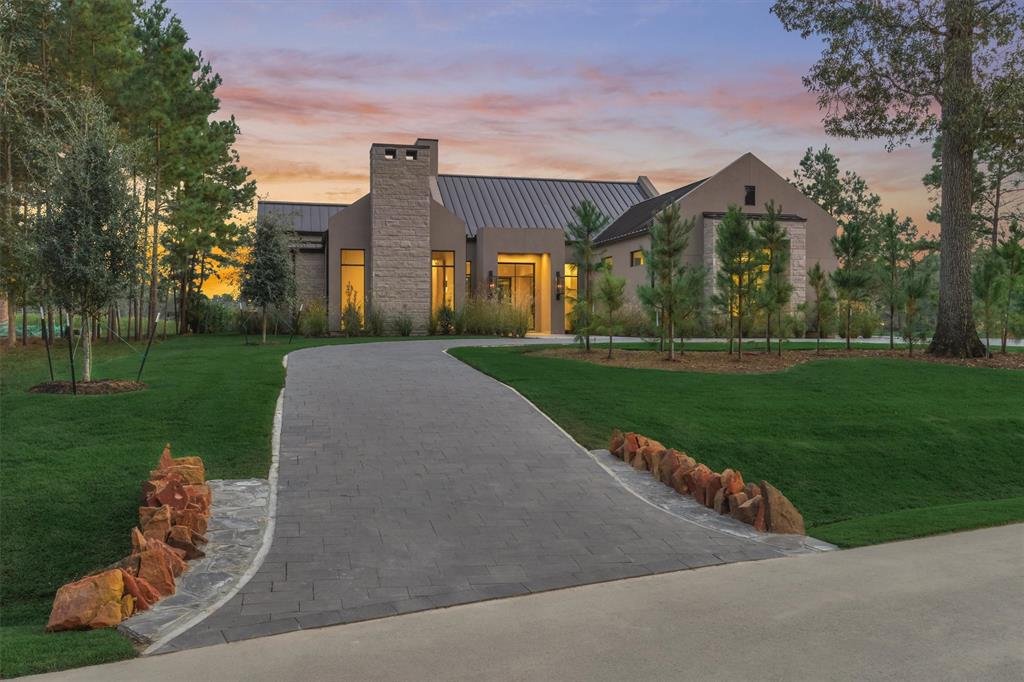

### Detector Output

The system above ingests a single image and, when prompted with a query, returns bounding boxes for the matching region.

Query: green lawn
[0,333,410,678]
[450,345,1024,548]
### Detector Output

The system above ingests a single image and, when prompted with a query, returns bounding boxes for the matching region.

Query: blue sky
[169,0,934,228]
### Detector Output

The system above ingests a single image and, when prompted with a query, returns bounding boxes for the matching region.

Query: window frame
[744,185,756,206]
[630,250,645,267]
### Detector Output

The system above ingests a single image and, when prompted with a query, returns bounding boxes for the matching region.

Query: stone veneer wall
[293,251,326,305]
[702,217,808,307]
[370,144,432,333]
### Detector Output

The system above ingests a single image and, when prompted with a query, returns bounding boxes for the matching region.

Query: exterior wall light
[555,271,564,300]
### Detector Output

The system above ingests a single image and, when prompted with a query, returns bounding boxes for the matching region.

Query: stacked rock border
[46,445,212,632]
[609,430,805,536]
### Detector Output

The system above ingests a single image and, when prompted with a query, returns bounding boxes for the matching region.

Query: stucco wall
[327,194,371,330]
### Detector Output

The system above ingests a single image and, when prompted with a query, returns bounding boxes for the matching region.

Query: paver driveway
[164,339,787,649]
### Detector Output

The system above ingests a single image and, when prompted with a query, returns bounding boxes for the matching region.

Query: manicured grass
[450,345,1024,547]
[0,333,416,678]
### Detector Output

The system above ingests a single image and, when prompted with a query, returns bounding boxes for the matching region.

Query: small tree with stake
[594,269,626,359]
[240,214,294,344]
[807,262,831,354]
[830,220,871,350]
[566,200,608,352]
[36,95,141,384]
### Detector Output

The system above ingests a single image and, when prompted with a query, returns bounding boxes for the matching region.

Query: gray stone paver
[166,339,793,648]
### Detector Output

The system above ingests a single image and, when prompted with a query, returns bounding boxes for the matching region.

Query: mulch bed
[29,379,147,395]
[532,347,1024,374]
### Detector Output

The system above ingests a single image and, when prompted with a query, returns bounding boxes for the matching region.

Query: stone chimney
[369,141,433,332]
[415,138,439,175]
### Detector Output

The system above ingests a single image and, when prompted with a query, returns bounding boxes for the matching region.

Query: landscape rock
[712,488,728,514]
[184,483,212,514]
[744,482,761,501]
[141,504,173,542]
[622,433,642,464]
[119,594,135,620]
[609,429,625,457]
[119,569,160,612]
[46,569,126,632]
[754,495,767,531]
[167,525,207,560]
[683,464,713,503]
[704,473,722,509]
[153,477,190,510]
[731,495,761,526]
[152,456,205,486]
[727,492,748,511]
[172,508,208,536]
[760,480,806,535]
[721,468,745,495]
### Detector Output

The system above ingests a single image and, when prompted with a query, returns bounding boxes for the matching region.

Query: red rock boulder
[141,504,173,543]
[609,429,625,457]
[119,569,161,612]
[167,525,207,560]
[760,481,806,535]
[731,495,761,526]
[46,569,126,631]
[184,484,211,514]
[703,473,722,509]
[622,433,642,464]
[721,468,745,495]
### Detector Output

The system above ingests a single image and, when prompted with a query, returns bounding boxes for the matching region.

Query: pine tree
[753,201,793,355]
[830,220,871,350]
[240,215,295,344]
[972,248,1005,357]
[807,262,830,354]
[595,270,626,359]
[715,206,761,360]
[996,222,1023,352]
[566,200,608,352]
[873,210,918,349]
[638,203,702,360]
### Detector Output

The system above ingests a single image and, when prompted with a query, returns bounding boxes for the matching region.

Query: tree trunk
[928,0,986,357]
[815,303,821,355]
[737,288,744,360]
[766,310,772,353]
[147,126,162,337]
[261,305,268,344]
[5,295,16,348]
[81,313,92,382]
[889,300,895,349]
[846,302,852,351]
[668,317,675,361]
[21,301,27,345]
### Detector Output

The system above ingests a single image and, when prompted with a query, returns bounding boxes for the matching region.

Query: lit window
[630,250,645,267]
[465,260,472,295]
[340,249,365,323]
[431,250,455,312]
[745,185,756,206]
[564,263,578,331]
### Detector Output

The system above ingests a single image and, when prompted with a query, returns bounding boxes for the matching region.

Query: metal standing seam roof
[257,201,348,233]
[435,174,651,238]
[594,178,710,245]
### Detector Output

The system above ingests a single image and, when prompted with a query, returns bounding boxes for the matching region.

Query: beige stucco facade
[302,141,837,334]
[598,153,838,307]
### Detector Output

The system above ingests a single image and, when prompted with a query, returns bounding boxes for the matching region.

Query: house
[257,138,839,334]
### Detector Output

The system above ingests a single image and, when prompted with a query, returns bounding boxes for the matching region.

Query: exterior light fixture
[555,271,564,300]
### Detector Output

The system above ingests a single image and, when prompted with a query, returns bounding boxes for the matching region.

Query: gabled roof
[436,174,651,238]
[257,200,348,234]
[594,178,708,245]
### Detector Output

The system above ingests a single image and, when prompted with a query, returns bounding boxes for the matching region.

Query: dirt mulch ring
[29,379,147,395]
[532,347,1024,374]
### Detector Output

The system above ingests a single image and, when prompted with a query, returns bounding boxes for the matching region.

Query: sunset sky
[170,0,937,232]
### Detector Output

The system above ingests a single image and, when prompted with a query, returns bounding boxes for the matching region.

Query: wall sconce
[555,271,564,300]
[487,270,495,297]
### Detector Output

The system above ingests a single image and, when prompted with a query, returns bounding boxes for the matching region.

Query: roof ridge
[438,173,641,186]
[258,200,350,207]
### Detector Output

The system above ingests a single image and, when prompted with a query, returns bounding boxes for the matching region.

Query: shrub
[457,295,530,336]
[365,303,386,337]
[618,303,656,337]
[341,301,362,337]
[300,300,329,337]
[432,304,455,335]
[852,306,882,338]
[393,309,414,336]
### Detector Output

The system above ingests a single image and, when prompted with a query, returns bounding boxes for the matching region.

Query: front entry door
[496,262,535,330]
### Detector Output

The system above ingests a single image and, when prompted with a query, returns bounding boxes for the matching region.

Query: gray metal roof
[595,178,709,245]
[257,201,348,233]
[436,174,650,238]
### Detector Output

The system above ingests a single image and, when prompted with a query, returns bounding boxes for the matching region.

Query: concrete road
[30,524,1024,682]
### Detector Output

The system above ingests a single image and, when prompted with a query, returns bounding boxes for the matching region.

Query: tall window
[431,250,455,312]
[744,185,756,206]
[465,260,473,296]
[564,263,578,331]
[340,249,365,321]
[630,250,645,267]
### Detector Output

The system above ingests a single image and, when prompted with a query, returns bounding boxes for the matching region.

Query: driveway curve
[163,338,788,650]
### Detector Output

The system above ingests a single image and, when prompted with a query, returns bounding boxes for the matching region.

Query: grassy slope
[450,345,1024,547]
[0,334,394,678]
